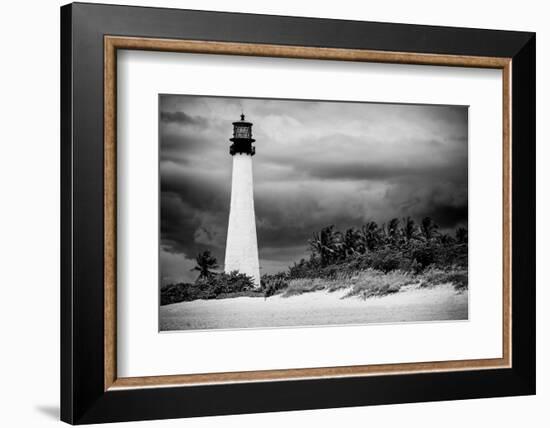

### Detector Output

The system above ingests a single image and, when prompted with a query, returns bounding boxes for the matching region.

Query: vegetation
[291,217,466,274]
[161,270,259,305]
[259,216,467,298]
[191,250,218,280]
[160,217,468,305]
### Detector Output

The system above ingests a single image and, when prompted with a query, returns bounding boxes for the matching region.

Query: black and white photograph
[159,95,469,331]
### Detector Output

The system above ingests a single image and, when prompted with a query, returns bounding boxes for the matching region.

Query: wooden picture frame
[61,2,535,424]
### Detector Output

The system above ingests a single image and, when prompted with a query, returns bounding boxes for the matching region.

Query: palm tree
[359,221,380,252]
[402,216,419,242]
[342,228,361,258]
[455,227,468,244]
[192,250,219,280]
[420,217,439,241]
[379,222,388,244]
[309,225,340,266]
[387,217,401,245]
[439,233,455,245]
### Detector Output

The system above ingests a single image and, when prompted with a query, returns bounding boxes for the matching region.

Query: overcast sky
[159,95,468,285]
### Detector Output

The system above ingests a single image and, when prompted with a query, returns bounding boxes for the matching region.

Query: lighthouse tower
[224,114,261,287]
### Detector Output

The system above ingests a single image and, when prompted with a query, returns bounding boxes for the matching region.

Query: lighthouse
[224,114,261,287]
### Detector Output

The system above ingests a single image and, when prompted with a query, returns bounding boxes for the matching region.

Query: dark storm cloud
[159,95,468,284]
[161,165,230,212]
[160,110,206,126]
[427,202,468,229]
[301,157,465,181]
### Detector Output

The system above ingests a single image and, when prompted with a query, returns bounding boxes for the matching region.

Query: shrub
[261,273,289,297]
[160,282,199,305]
[288,257,321,279]
[420,267,468,291]
[411,245,436,269]
[282,278,329,297]
[367,248,404,273]
[344,269,413,299]
[203,271,255,295]
[161,271,256,304]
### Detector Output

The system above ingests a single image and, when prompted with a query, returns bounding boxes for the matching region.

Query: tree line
[189,216,468,280]
[308,216,467,268]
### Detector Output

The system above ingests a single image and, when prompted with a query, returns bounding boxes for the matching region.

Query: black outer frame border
[60,2,535,425]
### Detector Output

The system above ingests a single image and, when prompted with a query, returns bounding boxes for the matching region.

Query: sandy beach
[160,283,468,331]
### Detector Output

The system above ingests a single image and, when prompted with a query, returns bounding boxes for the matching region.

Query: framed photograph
[61,2,535,424]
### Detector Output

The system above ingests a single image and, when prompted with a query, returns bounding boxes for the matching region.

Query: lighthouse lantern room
[229,114,256,156]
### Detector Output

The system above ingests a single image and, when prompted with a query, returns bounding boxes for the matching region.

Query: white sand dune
[160,284,468,331]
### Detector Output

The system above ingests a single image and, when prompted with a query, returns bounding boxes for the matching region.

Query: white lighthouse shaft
[224,153,261,286]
